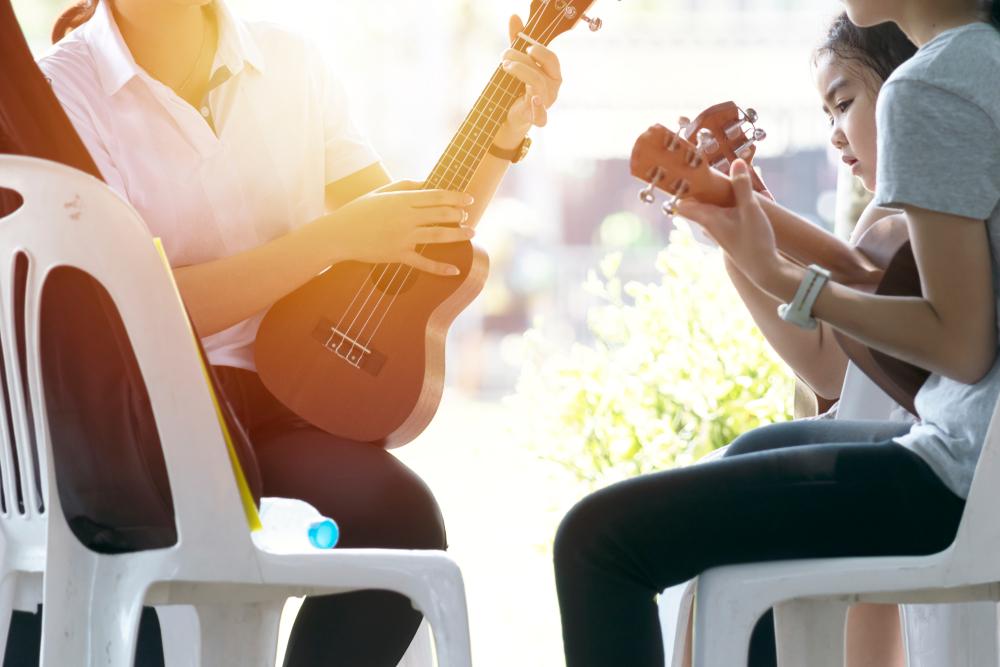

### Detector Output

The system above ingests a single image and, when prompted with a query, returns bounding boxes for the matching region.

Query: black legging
[216,366,448,666]
[553,419,966,667]
[3,366,446,667]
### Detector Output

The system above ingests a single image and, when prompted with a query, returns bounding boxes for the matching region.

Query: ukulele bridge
[312,318,387,376]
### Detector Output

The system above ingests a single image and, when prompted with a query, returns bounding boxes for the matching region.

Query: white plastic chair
[688,357,1000,666]
[0,155,472,666]
[660,364,1000,666]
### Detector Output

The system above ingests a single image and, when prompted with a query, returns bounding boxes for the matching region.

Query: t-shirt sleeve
[313,49,380,184]
[874,78,1000,220]
[38,60,129,198]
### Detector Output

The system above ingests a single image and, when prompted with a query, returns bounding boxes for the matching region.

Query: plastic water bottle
[252,497,340,553]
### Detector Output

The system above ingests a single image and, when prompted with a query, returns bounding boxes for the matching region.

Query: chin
[840,0,892,27]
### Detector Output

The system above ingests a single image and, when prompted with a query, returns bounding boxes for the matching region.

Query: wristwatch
[488,136,531,164]
[777,264,831,330]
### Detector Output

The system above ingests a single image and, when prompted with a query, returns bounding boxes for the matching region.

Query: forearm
[463,123,525,228]
[760,257,996,384]
[725,256,848,398]
[173,218,337,336]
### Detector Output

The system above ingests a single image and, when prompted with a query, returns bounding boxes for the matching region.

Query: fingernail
[532,95,542,106]
[464,194,475,205]
[502,60,513,69]
[448,267,461,276]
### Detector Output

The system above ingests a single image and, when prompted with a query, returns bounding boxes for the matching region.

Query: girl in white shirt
[31,1,562,665]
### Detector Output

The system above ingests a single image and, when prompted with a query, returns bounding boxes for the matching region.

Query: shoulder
[882,24,1000,123]
[850,201,901,244]
[244,21,330,77]
[37,30,100,97]
[36,31,107,127]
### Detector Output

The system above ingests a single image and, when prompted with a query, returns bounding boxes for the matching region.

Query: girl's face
[814,52,881,192]
[839,0,899,27]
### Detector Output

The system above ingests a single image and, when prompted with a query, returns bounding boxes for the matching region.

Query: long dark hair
[52,0,98,44]
[991,0,1000,28]
[815,13,917,86]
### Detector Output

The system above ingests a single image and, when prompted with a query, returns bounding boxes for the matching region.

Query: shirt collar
[82,0,266,97]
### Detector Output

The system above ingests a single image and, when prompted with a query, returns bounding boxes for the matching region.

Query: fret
[423,63,527,191]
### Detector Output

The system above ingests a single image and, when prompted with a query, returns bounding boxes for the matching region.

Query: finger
[674,200,731,228]
[411,226,475,245]
[529,96,547,127]
[508,14,524,44]
[501,59,549,94]
[413,206,471,226]
[526,44,562,81]
[377,179,423,193]
[507,97,532,127]
[730,159,756,210]
[403,251,461,277]
[401,189,475,208]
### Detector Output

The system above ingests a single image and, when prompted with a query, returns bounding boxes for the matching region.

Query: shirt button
[200,106,210,117]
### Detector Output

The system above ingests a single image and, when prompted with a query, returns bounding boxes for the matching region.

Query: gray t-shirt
[873,22,1000,499]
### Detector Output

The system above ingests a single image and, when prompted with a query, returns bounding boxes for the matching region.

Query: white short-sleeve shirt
[38,0,380,370]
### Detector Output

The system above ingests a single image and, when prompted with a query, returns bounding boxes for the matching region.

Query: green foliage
[510,230,794,489]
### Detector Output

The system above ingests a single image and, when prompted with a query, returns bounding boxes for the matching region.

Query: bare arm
[681,162,997,385]
[718,202,900,398]
[175,163,470,335]
[724,256,848,399]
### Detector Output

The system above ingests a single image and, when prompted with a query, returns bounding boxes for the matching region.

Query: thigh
[254,428,447,551]
[558,439,963,592]
[724,419,914,457]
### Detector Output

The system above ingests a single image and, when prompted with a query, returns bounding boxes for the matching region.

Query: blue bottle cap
[307,519,340,549]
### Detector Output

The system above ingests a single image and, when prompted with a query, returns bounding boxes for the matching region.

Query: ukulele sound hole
[369,263,418,295]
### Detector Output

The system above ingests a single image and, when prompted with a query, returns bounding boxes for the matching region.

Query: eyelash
[826,99,854,126]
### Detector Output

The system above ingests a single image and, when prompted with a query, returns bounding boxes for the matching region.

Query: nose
[829,119,848,150]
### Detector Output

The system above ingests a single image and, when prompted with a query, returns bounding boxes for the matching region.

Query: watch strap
[489,136,531,164]
[777,264,831,330]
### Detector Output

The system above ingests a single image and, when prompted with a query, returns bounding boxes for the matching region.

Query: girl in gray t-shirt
[555,3,1000,666]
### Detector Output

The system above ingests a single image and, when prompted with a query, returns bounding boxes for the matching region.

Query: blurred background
[11,1,858,664]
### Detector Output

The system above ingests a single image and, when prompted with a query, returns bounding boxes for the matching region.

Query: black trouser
[553,419,966,667]
[4,367,446,667]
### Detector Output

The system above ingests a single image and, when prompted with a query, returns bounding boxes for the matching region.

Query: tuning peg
[744,108,759,123]
[638,167,663,204]
[753,128,767,141]
[582,15,603,31]
[661,181,690,217]
[696,128,719,155]
[666,133,681,151]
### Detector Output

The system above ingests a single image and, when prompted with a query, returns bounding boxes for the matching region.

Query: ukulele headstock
[630,102,767,216]
[527,0,602,45]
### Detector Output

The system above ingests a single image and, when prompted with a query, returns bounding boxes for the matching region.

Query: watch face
[515,137,531,163]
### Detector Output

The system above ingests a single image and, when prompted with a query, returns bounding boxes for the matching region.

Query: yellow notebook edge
[153,237,263,532]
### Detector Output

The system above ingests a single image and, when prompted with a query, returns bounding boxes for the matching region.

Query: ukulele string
[351,13,565,358]
[330,11,554,365]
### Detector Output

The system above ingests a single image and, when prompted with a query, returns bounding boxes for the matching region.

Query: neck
[112,0,208,51]
[896,0,985,46]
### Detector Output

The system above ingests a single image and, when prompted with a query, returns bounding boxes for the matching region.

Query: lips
[842,156,859,167]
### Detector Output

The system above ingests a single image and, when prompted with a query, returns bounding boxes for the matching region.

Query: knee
[554,492,613,573]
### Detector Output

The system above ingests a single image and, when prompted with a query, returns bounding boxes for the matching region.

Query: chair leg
[774,599,849,667]
[0,572,18,661]
[901,602,1000,667]
[157,605,202,667]
[195,600,284,667]
[401,560,472,667]
[692,577,765,667]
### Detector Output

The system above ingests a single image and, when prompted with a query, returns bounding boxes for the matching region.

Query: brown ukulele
[629,104,926,415]
[255,0,602,447]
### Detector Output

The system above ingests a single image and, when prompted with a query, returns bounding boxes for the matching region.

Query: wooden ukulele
[629,104,926,415]
[255,0,601,447]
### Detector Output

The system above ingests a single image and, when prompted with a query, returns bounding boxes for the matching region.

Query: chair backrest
[0,155,257,564]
